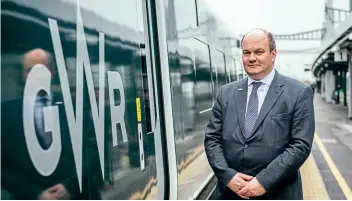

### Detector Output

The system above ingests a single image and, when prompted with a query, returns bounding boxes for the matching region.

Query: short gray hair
[241,28,276,52]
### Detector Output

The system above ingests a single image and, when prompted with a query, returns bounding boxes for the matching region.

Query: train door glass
[225,55,234,83]
[211,49,226,90]
[234,59,241,81]
[232,59,237,81]
[172,37,214,199]
[1,0,160,199]
[194,39,213,115]
[237,60,245,79]
[210,50,218,102]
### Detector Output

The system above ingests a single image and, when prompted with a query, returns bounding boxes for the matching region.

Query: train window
[236,60,245,79]
[211,49,226,89]
[174,0,198,32]
[195,0,213,25]
[233,59,238,81]
[170,38,215,199]
[225,55,234,83]
[223,53,229,83]
[194,38,213,112]
[225,56,230,82]
[235,60,242,80]
[210,49,218,100]
[227,56,235,82]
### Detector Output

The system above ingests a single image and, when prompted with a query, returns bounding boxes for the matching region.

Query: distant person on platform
[311,82,316,94]
[204,28,315,199]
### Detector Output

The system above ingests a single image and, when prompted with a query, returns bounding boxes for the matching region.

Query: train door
[1,0,166,199]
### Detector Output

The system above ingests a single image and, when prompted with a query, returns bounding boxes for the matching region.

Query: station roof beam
[239,29,326,41]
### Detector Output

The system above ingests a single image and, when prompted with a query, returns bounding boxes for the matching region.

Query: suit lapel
[235,78,248,137]
[249,71,285,138]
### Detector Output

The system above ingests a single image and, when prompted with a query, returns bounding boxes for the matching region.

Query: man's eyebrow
[255,48,265,51]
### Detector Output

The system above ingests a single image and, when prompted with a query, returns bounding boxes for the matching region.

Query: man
[1,49,82,199]
[311,82,316,94]
[204,28,315,199]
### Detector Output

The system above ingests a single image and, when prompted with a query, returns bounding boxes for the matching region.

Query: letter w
[48,6,105,192]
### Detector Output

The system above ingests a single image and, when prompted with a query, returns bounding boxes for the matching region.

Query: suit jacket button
[244,144,248,149]
[244,168,247,172]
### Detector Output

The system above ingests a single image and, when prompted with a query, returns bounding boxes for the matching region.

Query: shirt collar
[248,68,276,87]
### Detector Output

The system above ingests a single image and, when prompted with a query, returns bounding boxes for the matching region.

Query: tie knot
[252,82,262,91]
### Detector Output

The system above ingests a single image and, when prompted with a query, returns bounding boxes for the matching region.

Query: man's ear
[271,49,277,63]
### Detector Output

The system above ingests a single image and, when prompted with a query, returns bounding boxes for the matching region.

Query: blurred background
[205,0,349,83]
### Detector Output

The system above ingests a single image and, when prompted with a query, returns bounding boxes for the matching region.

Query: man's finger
[237,177,249,187]
[39,192,56,200]
[238,185,250,196]
[48,185,59,193]
[236,187,250,199]
[239,173,253,181]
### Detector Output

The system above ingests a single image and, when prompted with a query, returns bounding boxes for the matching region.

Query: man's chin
[246,70,261,76]
[246,71,264,80]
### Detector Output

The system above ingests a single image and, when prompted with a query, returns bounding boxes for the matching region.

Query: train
[1,0,244,199]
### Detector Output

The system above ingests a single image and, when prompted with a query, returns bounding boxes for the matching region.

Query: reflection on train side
[1,0,160,199]
[167,0,242,198]
[1,0,243,199]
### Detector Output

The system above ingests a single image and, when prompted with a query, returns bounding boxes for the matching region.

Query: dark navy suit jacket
[204,71,315,199]
[1,94,82,199]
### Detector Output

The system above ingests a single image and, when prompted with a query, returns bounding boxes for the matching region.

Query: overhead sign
[334,49,348,62]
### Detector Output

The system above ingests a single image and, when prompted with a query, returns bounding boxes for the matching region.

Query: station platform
[301,93,352,200]
[178,93,352,200]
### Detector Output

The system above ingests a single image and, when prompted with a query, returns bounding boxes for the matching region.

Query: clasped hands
[38,184,71,200]
[227,173,266,199]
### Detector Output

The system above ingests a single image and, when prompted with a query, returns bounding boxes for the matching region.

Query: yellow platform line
[301,154,330,200]
[315,133,352,200]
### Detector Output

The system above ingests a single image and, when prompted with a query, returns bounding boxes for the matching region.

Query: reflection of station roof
[311,14,352,77]
[177,46,194,68]
[178,46,193,59]
[2,0,143,65]
[5,0,143,43]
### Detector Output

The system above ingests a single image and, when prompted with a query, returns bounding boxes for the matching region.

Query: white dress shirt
[34,95,52,131]
[34,94,53,148]
[246,69,276,114]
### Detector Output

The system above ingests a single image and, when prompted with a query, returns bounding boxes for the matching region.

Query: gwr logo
[23,5,128,192]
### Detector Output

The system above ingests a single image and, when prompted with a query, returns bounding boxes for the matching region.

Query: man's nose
[249,53,256,62]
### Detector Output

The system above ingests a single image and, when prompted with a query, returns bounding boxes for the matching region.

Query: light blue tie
[244,82,262,138]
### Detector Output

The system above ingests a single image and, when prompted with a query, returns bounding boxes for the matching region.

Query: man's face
[22,49,52,82]
[241,31,276,80]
